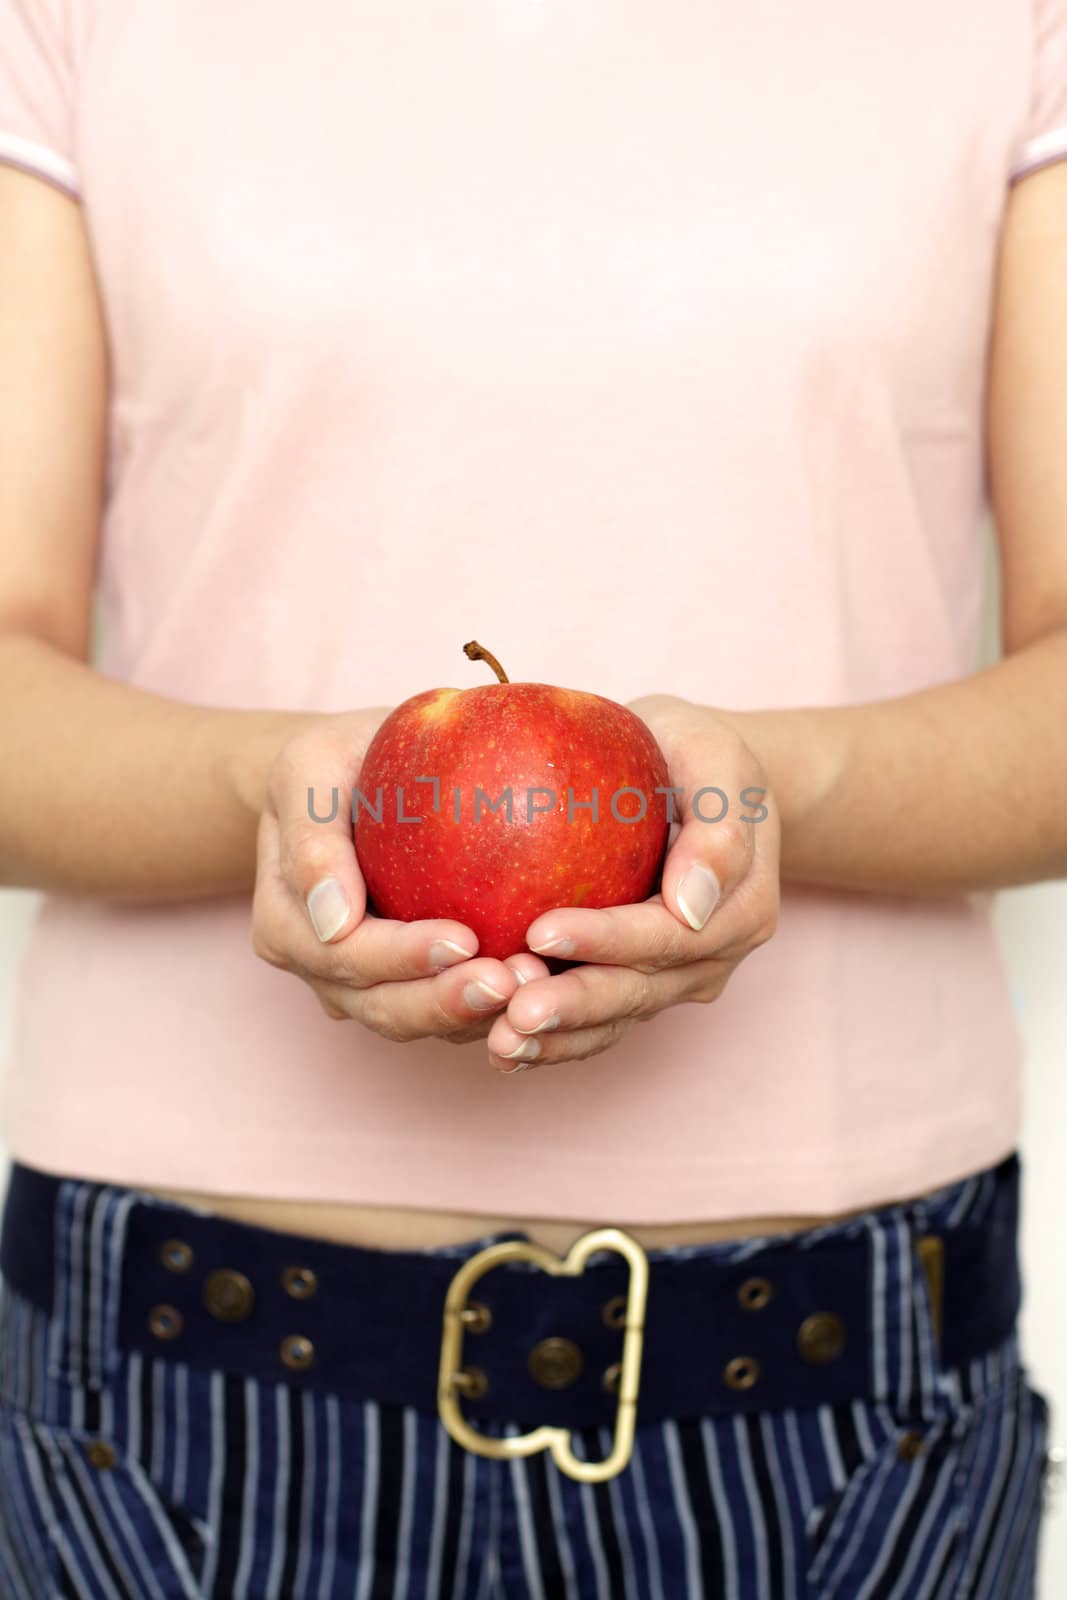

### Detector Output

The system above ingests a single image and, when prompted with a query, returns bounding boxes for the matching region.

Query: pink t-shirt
[1,0,1066,1221]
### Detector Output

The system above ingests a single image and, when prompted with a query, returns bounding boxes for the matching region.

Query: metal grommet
[452,1366,488,1399]
[86,1440,117,1470]
[281,1265,318,1301]
[528,1336,584,1390]
[160,1239,194,1274]
[202,1268,256,1323]
[737,1276,774,1312]
[148,1304,183,1341]
[797,1312,847,1366]
[602,1295,627,1330]
[724,1355,761,1392]
[898,1430,925,1462]
[280,1335,315,1371]
[602,1362,622,1394]
[460,1299,492,1333]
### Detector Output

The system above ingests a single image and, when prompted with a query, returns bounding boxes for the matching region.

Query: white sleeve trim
[1010,125,1067,182]
[0,131,79,197]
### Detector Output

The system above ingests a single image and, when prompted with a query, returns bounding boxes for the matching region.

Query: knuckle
[714,815,752,864]
[269,732,317,800]
[574,1020,630,1060]
[749,891,781,949]
[283,727,358,800]
[284,830,342,889]
[431,994,469,1038]
[250,919,284,970]
[564,965,598,1009]
[314,938,363,987]
[626,972,658,1019]
[316,993,349,1021]
[695,969,728,1002]
[445,1021,493,1045]
[679,958,725,1003]
[276,727,339,778]
[644,922,681,968]
[359,991,414,1044]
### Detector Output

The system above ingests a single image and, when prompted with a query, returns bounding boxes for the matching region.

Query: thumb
[270,728,370,944]
[657,756,754,933]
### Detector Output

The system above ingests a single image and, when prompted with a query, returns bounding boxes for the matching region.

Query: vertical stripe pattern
[0,1165,1050,1599]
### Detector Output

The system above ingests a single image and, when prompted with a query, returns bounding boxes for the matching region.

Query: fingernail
[464,980,509,1011]
[429,939,475,970]
[499,1038,541,1063]
[306,877,350,941]
[529,935,576,957]
[509,968,530,985]
[514,1012,560,1035]
[498,1060,530,1074]
[676,864,721,931]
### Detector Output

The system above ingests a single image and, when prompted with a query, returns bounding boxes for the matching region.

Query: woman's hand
[251,713,550,1042]
[485,697,781,1072]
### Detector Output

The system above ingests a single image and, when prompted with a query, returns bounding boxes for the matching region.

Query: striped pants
[0,1163,1051,1599]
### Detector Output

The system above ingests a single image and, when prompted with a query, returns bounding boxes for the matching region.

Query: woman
[0,0,1063,1594]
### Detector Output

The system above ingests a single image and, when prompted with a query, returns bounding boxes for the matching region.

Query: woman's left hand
[485,696,781,1072]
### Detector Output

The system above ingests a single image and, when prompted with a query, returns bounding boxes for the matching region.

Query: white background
[0,537,1063,1586]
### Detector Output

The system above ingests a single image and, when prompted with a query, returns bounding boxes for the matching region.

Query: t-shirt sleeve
[0,0,80,198]
[1009,0,1067,182]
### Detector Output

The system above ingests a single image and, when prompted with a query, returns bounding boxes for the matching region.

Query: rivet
[460,1299,492,1333]
[528,1337,584,1390]
[280,1334,315,1371]
[738,1276,774,1312]
[281,1266,318,1301]
[724,1355,761,1391]
[451,1366,488,1398]
[148,1304,183,1341]
[160,1239,194,1274]
[601,1295,627,1330]
[202,1269,256,1323]
[797,1312,847,1366]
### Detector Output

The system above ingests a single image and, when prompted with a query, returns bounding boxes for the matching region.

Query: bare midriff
[137,1189,875,1254]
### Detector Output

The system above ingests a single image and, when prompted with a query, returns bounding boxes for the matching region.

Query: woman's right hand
[250,713,549,1048]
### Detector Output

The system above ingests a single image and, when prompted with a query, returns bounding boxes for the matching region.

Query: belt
[0,1160,1021,1486]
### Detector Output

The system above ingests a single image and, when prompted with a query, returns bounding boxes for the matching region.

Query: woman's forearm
[720,628,1067,895]
[0,632,367,898]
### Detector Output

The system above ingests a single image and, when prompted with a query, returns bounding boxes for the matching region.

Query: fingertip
[512,1009,560,1037]
[671,862,722,932]
[428,938,477,972]
[454,957,521,1016]
[488,1028,542,1070]
[504,952,553,986]
[306,876,354,942]
[525,927,577,958]
[462,977,512,1013]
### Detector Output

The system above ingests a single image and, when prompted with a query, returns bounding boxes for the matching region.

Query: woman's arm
[634,162,1067,899]
[0,630,337,896]
[714,638,1067,896]
[0,168,363,898]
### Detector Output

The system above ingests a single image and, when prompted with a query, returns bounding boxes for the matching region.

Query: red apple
[353,642,671,960]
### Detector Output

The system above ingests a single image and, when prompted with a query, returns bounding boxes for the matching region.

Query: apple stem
[463,640,509,684]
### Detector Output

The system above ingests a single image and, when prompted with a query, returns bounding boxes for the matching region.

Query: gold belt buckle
[437,1226,649,1483]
